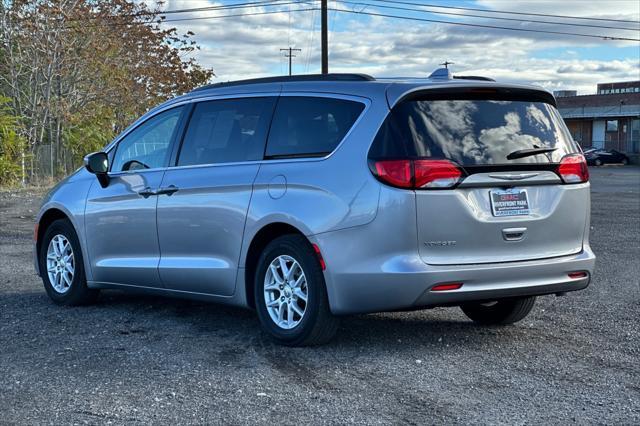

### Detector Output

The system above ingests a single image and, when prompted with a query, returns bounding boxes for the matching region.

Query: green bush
[0,97,26,186]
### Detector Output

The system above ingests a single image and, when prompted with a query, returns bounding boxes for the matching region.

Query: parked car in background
[34,69,595,346]
[584,148,630,166]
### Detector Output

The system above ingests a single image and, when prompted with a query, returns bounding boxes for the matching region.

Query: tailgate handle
[502,227,527,242]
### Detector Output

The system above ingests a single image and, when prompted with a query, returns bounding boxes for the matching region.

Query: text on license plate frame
[490,188,530,217]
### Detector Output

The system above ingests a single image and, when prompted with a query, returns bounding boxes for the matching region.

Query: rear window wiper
[506,147,557,160]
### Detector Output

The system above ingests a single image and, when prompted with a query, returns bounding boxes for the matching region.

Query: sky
[155,0,640,94]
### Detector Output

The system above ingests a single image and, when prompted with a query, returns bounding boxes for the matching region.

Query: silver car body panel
[35,76,596,315]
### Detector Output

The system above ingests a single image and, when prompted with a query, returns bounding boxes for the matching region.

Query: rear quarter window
[265,96,365,158]
[370,97,579,166]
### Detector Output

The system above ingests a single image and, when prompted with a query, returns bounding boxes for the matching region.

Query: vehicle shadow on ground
[3,289,522,354]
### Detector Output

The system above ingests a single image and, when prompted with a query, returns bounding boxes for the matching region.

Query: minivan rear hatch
[370,86,589,265]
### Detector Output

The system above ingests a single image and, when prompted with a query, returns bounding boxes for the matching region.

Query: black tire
[254,235,339,346]
[39,219,99,306]
[460,296,536,325]
[621,158,629,165]
[594,158,603,166]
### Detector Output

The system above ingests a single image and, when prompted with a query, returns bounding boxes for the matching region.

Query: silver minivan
[35,69,595,346]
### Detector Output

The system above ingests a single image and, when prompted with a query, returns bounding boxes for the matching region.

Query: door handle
[137,187,157,198]
[156,185,179,196]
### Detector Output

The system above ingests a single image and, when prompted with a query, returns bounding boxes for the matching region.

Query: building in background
[556,81,640,159]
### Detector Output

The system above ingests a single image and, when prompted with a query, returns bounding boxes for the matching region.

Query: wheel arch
[36,208,72,256]
[243,222,309,310]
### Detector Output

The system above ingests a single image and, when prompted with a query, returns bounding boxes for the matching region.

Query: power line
[64,0,307,22]
[329,7,640,42]
[368,0,640,25]
[65,7,318,28]
[61,1,639,42]
[340,0,640,31]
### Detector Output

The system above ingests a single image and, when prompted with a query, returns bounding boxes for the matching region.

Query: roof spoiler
[386,85,557,109]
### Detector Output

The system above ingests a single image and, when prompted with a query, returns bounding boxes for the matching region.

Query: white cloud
[159,0,640,94]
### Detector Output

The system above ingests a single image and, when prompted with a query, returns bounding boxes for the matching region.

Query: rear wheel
[39,219,98,305]
[621,158,629,165]
[460,296,535,325]
[254,235,338,346]
[594,158,603,166]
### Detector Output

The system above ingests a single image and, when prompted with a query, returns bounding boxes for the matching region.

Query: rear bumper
[314,236,595,315]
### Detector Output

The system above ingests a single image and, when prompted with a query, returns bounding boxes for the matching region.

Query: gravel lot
[1,166,639,424]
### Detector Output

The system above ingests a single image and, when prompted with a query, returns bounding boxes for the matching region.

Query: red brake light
[558,154,589,184]
[372,159,463,189]
[374,160,413,188]
[414,160,463,188]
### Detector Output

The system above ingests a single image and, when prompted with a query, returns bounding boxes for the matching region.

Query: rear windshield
[369,98,579,165]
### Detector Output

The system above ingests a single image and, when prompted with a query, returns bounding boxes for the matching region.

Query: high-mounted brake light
[557,154,589,184]
[372,159,463,189]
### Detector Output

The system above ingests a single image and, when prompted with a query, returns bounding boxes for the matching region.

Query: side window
[177,97,276,166]
[265,96,365,158]
[111,106,184,172]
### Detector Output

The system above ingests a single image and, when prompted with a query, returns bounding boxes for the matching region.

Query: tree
[0,0,214,184]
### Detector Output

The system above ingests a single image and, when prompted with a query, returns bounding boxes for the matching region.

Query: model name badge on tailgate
[425,240,457,247]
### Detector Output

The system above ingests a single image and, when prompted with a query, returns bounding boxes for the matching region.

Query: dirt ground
[1,166,639,424]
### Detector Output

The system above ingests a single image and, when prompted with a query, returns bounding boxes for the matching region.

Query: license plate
[490,188,530,217]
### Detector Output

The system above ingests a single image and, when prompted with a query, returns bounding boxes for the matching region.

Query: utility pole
[321,0,328,74]
[280,47,302,76]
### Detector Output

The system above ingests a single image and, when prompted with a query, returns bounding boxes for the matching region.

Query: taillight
[557,154,589,184]
[374,160,413,188]
[414,160,463,188]
[372,159,463,189]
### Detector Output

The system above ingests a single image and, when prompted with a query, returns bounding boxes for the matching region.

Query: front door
[156,96,276,296]
[85,106,185,287]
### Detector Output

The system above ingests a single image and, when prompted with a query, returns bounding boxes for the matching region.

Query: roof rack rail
[453,75,495,82]
[191,73,376,92]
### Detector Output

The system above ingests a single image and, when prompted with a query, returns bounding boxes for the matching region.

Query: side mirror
[84,152,109,188]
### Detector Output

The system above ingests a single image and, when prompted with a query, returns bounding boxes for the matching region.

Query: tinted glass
[178,97,276,166]
[266,96,365,158]
[111,107,184,172]
[370,99,579,165]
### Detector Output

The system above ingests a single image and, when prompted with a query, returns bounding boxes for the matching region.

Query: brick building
[555,81,640,156]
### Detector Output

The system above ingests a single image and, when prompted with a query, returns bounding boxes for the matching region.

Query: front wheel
[594,158,603,166]
[460,297,536,325]
[254,235,338,346]
[39,219,99,306]
[621,158,629,165]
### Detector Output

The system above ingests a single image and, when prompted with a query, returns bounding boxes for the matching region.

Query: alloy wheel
[46,234,75,294]
[263,255,308,330]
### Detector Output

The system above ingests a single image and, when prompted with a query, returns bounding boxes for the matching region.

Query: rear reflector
[431,282,463,291]
[372,159,463,189]
[34,223,39,242]
[568,271,588,279]
[558,154,589,184]
[312,243,326,270]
